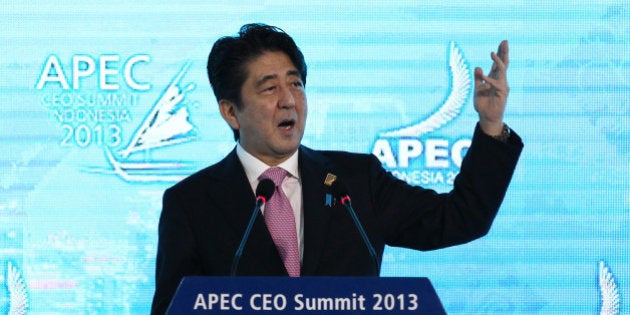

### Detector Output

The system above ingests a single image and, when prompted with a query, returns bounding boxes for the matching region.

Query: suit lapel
[299,146,336,275]
[212,149,286,275]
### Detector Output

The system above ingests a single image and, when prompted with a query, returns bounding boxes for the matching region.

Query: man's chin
[272,142,300,156]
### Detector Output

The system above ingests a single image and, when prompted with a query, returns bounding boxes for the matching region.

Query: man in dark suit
[151,23,523,314]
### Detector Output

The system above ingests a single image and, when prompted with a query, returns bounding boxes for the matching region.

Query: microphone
[331,179,380,275]
[230,178,275,276]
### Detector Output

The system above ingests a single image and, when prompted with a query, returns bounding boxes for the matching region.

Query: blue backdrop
[1,1,628,314]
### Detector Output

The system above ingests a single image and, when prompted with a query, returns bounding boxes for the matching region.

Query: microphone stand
[340,195,380,276]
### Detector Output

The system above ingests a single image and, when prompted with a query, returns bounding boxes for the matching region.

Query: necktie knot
[260,167,288,187]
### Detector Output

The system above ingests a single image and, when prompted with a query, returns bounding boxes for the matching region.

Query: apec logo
[35,54,152,148]
[371,43,472,186]
[35,54,198,182]
[36,54,151,91]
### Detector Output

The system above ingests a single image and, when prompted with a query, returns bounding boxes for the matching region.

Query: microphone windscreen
[256,178,275,200]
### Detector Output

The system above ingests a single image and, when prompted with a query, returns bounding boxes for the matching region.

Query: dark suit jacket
[151,125,522,314]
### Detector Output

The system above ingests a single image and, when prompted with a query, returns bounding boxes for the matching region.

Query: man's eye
[292,81,304,88]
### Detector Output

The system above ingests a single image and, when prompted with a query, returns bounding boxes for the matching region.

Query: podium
[167,277,446,314]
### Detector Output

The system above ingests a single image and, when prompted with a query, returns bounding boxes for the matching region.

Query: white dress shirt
[236,144,304,263]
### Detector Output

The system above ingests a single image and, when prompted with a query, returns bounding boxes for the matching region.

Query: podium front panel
[167,276,446,314]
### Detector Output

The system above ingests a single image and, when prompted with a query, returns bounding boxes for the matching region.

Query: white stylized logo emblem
[7,261,29,315]
[379,42,471,138]
[89,62,198,182]
[599,261,620,315]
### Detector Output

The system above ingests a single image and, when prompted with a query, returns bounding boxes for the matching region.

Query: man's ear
[219,99,240,131]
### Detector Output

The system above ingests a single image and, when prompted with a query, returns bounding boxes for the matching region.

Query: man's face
[220,51,307,166]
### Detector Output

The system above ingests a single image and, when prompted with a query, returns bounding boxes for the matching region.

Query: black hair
[207,23,307,140]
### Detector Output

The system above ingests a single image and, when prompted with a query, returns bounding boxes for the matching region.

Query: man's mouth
[278,119,296,129]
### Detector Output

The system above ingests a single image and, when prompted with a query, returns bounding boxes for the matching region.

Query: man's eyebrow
[286,70,301,79]
[255,70,302,88]
[255,74,278,88]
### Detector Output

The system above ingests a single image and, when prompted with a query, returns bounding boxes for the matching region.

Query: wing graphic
[7,261,29,315]
[118,62,196,158]
[599,261,620,315]
[103,148,188,182]
[379,42,471,138]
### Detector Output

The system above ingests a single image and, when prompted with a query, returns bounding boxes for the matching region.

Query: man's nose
[278,85,296,109]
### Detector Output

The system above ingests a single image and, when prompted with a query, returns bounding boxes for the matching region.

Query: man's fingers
[501,40,509,68]
[480,74,508,90]
[476,67,504,88]
[480,42,510,83]
[474,67,485,89]
[481,75,500,89]
[489,51,508,81]
[491,52,507,71]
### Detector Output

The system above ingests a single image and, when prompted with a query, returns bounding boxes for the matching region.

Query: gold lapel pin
[324,173,337,187]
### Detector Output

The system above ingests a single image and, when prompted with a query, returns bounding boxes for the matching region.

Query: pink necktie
[260,167,300,277]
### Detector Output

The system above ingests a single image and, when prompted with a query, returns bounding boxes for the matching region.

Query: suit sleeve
[151,188,201,315]
[373,124,523,250]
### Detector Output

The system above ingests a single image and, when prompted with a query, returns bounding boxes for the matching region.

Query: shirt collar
[236,143,300,185]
